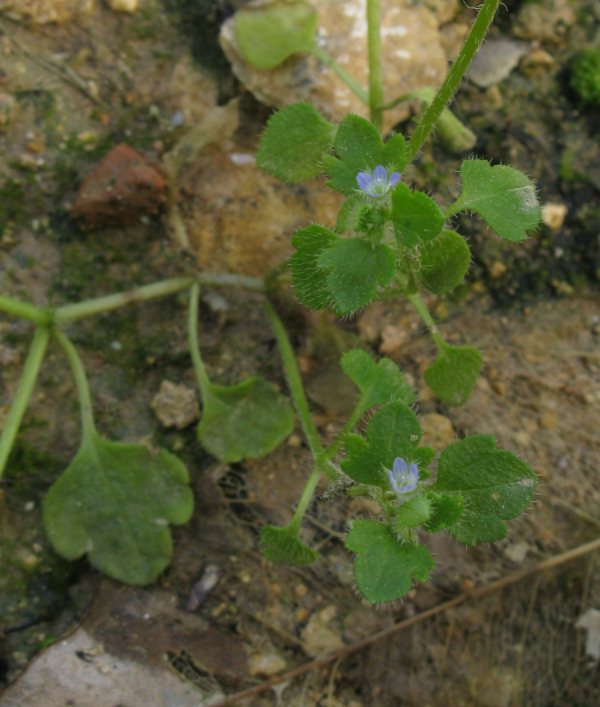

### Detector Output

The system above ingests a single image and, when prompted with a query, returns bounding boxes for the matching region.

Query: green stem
[54,330,96,441]
[324,400,366,461]
[187,282,212,398]
[264,300,335,480]
[0,296,52,326]
[290,464,322,531]
[407,292,444,349]
[310,45,369,105]
[54,273,265,324]
[366,0,384,131]
[405,0,501,163]
[0,327,50,479]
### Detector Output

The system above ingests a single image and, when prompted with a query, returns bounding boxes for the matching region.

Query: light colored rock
[420,413,455,448]
[513,0,576,42]
[151,381,200,429]
[541,202,568,230]
[467,39,529,88]
[0,0,95,24]
[165,57,220,127]
[220,0,448,133]
[248,651,286,677]
[106,0,138,12]
[300,605,344,656]
[576,609,600,660]
[423,0,460,25]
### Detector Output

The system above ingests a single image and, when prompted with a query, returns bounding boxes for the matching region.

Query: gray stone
[467,39,529,88]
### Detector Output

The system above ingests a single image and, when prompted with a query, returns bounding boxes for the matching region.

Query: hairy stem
[408,292,444,349]
[290,465,322,531]
[366,0,384,131]
[0,327,50,479]
[406,0,501,163]
[310,45,369,104]
[54,330,96,442]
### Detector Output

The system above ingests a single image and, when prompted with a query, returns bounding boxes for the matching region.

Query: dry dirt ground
[1,2,599,706]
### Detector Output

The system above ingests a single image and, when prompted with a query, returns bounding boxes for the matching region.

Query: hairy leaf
[43,432,193,585]
[452,160,540,242]
[346,520,434,603]
[341,348,415,408]
[234,0,317,70]
[434,435,537,544]
[424,342,482,406]
[420,229,471,295]
[198,378,294,463]
[257,103,335,182]
[391,183,445,247]
[261,524,319,565]
[290,225,339,309]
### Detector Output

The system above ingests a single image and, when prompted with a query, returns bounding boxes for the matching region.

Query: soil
[1,1,599,706]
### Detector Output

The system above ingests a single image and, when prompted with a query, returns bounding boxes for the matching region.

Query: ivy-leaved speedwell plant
[0,0,540,604]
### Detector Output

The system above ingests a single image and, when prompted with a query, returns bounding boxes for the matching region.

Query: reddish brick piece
[71,144,167,227]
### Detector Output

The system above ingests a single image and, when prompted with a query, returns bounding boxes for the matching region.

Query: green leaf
[420,230,471,295]
[318,238,395,314]
[394,496,432,530]
[257,103,335,182]
[261,524,319,565]
[43,432,193,586]
[335,194,365,233]
[434,435,537,544]
[324,116,407,195]
[391,183,444,247]
[424,492,464,532]
[346,520,434,604]
[452,160,540,242]
[198,377,294,463]
[341,402,423,487]
[424,342,482,406]
[341,348,415,408]
[291,225,339,309]
[234,0,317,70]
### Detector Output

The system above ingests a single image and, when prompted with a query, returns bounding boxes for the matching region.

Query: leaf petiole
[0,326,50,479]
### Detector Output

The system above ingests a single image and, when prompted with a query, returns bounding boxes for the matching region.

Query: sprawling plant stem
[0,296,51,326]
[310,45,369,104]
[406,0,501,162]
[0,327,50,479]
[54,330,96,442]
[187,281,212,397]
[366,0,384,131]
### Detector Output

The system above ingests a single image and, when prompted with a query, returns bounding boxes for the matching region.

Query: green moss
[0,178,26,236]
[569,49,600,105]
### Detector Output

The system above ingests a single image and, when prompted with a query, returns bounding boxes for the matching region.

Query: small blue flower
[387,457,419,496]
[356,164,401,198]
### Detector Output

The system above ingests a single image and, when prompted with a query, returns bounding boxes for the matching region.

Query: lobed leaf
[424,342,482,406]
[424,492,464,532]
[434,435,537,545]
[318,238,395,314]
[198,377,294,463]
[43,432,194,586]
[394,496,432,530]
[261,524,319,565]
[346,519,434,604]
[290,225,339,309]
[341,348,415,408]
[257,103,335,182]
[341,402,429,487]
[420,229,471,295]
[234,0,317,70]
[391,183,444,247]
[452,159,540,242]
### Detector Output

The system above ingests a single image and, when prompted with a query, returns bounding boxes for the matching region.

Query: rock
[0,0,95,24]
[423,0,459,25]
[106,0,138,12]
[164,57,220,127]
[576,609,600,660]
[467,39,529,88]
[220,0,447,133]
[300,605,344,656]
[151,381,200,430]
[71,144,167,227]
[420,413,455,448]
[541,202,568,230]
[379,323,410,355]
[440,22,469,61]
[513,0,576,42]
[184,142,343,275]
[248,651,286,677]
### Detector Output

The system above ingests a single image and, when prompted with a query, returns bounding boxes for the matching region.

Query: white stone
[106,0,139,12]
